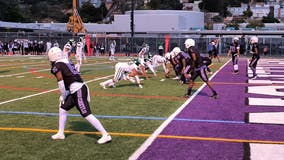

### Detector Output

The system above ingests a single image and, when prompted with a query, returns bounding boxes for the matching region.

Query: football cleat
[184,94,190,98]
[100,82,107,89]
[172,76,179,80]
[210,91,218,99]
[250,75,257,80]
[51,133,65,140]
[97,134,112,144]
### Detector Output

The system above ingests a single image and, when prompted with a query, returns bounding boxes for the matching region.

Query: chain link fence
[0,32,283,56]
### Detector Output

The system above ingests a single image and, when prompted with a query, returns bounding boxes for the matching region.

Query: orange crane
[67,0,86,34]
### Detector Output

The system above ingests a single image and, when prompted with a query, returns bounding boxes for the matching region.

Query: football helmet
[171,47,181,56]
[184,38,195,49]
[48,47,63,62]
[233,37,239,43]
[165,52,171,60]
[77,42,82,47]
[250,36,258,44]
[64,43,72,50]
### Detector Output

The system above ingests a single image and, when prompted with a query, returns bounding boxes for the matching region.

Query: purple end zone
[137,59,284,160]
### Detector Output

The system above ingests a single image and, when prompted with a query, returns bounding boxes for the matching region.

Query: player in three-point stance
[100,62,143,89]
[171,47,192,84]
[184,38,218,99]
[48,47,111,144]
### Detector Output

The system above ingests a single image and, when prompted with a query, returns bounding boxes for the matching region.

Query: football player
[184,39,217,98]
[249,36,259,79]
[151,54,168,75]
[227,37,240,74]
[62,43,72,60]
[171,47,192,84]
[48,47,111,144]
[164,51,179,79]
[109,40,116,61]
[100,62,143,89]
[75,40,84,73]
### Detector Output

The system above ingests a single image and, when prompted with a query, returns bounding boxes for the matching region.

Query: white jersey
[110,43,116,54]
[113,62,138,82]
[152,55,168,73]
[76,42,84,57]
[115,62,137,73]
[152,55,166,64]
[63,44,71,59]
[138,47,147,59]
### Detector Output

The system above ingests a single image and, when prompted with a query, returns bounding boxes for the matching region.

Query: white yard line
[0,75,113,106]
[0,61,113,78]
[0,69,50,78]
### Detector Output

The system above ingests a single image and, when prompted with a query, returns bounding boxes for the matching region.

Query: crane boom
[67,0,86,34]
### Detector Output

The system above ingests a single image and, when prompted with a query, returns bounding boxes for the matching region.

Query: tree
[0,0,27,22]
[147,0,182,10]
[243,5,253,19]
[262,16,280,23]
[246,20,264,29]
[199,0,230,17]
[226,20,240,30]
[80,2,97,23]
[262,7,280,23]
[212,15,223,23]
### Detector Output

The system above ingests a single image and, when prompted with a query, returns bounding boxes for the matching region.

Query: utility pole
[130,0,134,55]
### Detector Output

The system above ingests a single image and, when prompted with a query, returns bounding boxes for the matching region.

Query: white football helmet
[184,38,195,49]
[233,37,239,42]
[171,47,181,56]
[64,43,72,50]
[250,36,258,44]
[165,52,171,60]
[48,47,63,62]
[77,42,83,47]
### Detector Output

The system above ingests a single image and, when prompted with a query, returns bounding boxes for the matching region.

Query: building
[111,10,204,32]
[0,10,204,33]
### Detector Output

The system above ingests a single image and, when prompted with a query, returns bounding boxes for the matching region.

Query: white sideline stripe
[249,112,284,125]
[250,143,284,160]
[0,75,113,106]
[128,60,231,160]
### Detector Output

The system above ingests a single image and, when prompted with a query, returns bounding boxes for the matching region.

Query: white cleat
[51,133,65,140]
[97,134,112,144]
[172,76,179,80]
[138,84,143,88]
[100,82,107,89]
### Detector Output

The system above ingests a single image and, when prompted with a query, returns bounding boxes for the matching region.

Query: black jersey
[229,43,240,56]
[51,60,83,90]
[251,43,259,58]
[174,51,192,67]
[187,46,203,69]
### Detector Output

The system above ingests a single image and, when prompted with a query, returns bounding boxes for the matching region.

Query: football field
[0,55,283,160]
[0,55,218,160]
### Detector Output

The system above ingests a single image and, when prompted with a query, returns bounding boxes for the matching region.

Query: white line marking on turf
[129,60,231,160]
[0,61,113,78]
[0,75,113,106]
[0,69,50,78]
